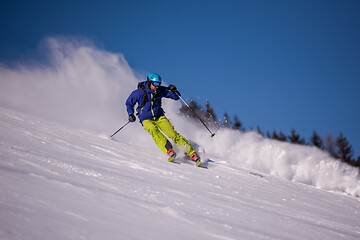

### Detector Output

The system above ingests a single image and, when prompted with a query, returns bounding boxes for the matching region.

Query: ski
[168,156,176,162]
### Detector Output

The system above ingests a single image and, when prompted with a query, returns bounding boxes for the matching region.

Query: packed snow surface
[1,107,360,240]
[1,37,360,239]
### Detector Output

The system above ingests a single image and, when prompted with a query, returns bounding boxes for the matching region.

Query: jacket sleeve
[160,86,180,100]
[125,90,139,115]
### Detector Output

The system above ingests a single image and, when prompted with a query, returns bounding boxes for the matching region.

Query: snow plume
[194,128,360,197]
[0,36,138,133]
[0,36,359,197]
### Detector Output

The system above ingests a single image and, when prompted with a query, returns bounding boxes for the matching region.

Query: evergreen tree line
[179,99,360,169]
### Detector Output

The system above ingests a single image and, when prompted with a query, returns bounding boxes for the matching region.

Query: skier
[125,73,201,164]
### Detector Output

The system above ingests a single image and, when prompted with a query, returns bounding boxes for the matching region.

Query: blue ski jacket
[126,83,180,123]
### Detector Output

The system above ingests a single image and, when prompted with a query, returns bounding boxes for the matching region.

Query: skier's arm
[125,90,139,116]
[160,85,180,100]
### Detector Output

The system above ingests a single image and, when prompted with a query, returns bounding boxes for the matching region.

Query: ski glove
[168,85,179,95]
[129,114,136,122]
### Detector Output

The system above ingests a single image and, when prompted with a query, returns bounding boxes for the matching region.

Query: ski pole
[175,92,215,138]
[109,121,130,139]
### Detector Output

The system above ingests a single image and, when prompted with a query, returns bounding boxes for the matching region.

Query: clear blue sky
[1,0,360,158]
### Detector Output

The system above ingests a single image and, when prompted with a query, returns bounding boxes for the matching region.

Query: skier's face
[150,82,159,90]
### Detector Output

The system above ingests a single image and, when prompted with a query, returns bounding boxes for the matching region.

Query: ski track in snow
[1,107,360,240]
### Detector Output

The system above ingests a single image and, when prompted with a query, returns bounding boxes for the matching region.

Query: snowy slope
[1,107,360,240]
[1,37,360,239]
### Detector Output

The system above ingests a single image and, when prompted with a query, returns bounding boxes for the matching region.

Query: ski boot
[190,152,202,167]
[167,148,177,162]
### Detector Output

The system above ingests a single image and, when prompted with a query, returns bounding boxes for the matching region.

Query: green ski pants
[142,116,195,156]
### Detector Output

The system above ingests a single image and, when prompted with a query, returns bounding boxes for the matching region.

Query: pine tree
[205,100,217,124]
[180,99,203,120]
[288,129,305,145]
[271,130,287,142]
[335,132,354,164]
[348,156,360,168]
[278,131,287,142]
[310,130,324,149]
[257,126,264,136]
[266,131,271,138]
[222,112,232,128]
[355,156,360,168]
[233,115,243,130]
[324,134,337,158]
[272,130,280,140]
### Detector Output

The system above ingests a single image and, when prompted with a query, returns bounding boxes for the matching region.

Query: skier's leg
[143,119,173,154]
[156,116,195,156]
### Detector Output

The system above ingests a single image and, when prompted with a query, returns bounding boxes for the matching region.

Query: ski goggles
[151,81,161,87]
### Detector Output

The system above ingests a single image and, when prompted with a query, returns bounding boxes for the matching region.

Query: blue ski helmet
[147,73,162,86]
